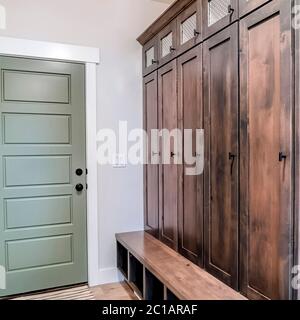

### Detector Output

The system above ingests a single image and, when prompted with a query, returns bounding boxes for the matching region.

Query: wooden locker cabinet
[240,0,293,300]
[176,1,202,56]
[202,0,239,39]
[203,23,239,290]
[138,0,296,300]
[158,60,178,250]
[158,20,177,67]
[239,0,272,17]
[143,37,159,77]
[177,45,204,267]
[143,72,159,238]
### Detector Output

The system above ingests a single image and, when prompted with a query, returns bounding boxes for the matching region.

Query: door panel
[2,70,70,103]
[203,23,239,289]
[177,45,203,266]
[240,0,293,300]
[158,60,178,250]
[3,113,70,144]
[144,72,159,238]
[0,56,87,297]
[239,0,272,17]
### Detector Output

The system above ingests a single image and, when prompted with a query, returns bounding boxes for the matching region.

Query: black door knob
[76,168,83,176]
[75,184,84,192]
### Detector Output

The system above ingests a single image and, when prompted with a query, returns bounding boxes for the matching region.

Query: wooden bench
[116,231,246,300]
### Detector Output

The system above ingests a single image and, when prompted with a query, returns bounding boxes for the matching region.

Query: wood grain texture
[116,231,246,300]
[177,45,204,266]
[240,0,293,300]
[203,23,239,290]
[144,72,159,238]
[239,0,272,17]
[137,0,195,45]
[158,60,178,250]
[295,0,300,301]
[202,0,239,40]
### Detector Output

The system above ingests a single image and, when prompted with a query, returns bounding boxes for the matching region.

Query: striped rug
[12,285,95,300]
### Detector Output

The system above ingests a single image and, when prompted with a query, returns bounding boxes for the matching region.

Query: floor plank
[91,282,137,300]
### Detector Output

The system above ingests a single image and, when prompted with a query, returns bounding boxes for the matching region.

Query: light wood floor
[91,282,137,300]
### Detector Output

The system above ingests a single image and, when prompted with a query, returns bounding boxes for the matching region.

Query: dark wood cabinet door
[158,60,178,250]
[176,1,202,56]
[203,23,239,289]
[158,20,177,67]
[143,37,159,77]
[295,0,300,301]
[177,45,204,266]
[143,72,159,238]
[240,0,293,300]
[239,0,272,17]
[202,0,238,39]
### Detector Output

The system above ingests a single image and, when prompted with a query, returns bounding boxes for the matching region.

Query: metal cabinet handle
[229,152,236,175]
[194,29,200,37]
[228,4,235,14]
[279,152,287,162]
[169,46,176,52]
[151,59,158,64]
[171,152,176,158]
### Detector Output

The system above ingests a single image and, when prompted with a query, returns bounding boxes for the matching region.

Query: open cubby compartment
[129,253,144,298]
[117,241,128,279]
[144,269,164,300]
[165,288,179,300]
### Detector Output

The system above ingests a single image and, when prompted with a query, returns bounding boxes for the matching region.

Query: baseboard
[89,268,124,287]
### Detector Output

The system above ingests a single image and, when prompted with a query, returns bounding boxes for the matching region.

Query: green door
[0,56,87,297]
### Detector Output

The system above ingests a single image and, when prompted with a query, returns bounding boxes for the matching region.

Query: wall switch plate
[112,153,127,168]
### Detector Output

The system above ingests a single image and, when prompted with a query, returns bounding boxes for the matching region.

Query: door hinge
[86,183,88,190]
[86,168,88,175]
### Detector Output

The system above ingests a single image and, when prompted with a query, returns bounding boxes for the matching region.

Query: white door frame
[0,36,100,287]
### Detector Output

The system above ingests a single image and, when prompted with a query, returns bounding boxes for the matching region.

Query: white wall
[0,0,170,284]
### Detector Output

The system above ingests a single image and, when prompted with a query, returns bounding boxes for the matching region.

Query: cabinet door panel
[177,45,203,266]
[158,60,178,250]
[239,0,272,17]
[176,1,202,55]
[203,23,239,289]
[143,37,159,76]
[158,21,177,67]
[144,72,159,238]
[202,0,238,39]
[240,0,293,300]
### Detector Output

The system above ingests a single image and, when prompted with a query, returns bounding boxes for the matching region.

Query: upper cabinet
[239,0,272,17]
[176,0,202,55]
[143,37,159,76]
[139,0,202,75]
[202,0,239,39]
[158,20,177,67]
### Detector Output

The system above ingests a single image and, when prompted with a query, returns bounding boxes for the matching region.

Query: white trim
[85,63,99,286]
[96,268,124,285]
[0,36,100,287]
[0,36,99,63]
